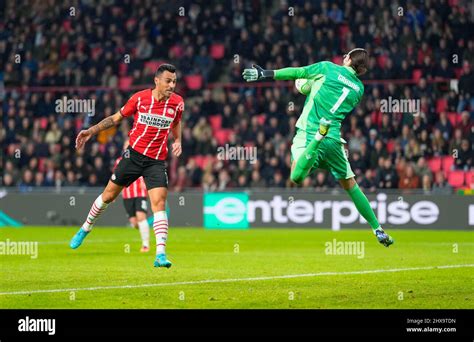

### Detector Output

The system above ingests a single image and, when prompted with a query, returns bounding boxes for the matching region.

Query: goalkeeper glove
[242,64,275,82]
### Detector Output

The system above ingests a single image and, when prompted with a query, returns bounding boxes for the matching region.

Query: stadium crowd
[1,0,473,193]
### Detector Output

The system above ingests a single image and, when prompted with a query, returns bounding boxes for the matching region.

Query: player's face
[155,71,177,96]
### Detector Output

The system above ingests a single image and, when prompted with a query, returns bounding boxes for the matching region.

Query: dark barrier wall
[1,190,472,230]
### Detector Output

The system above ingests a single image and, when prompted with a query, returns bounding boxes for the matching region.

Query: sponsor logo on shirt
[138,112,174,129]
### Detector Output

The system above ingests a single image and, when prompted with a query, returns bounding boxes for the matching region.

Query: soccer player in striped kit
[114,140,150,253]
[70,64,183,268]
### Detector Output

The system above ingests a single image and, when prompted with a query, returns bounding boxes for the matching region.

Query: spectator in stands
[414,157,433,181]
[398,164,420,189]
[432,171,453,194]
[375,157,398,189]
[455,139,473,170]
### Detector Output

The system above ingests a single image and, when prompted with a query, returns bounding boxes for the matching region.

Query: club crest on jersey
[138,112,173,128]
[167,108,175,115]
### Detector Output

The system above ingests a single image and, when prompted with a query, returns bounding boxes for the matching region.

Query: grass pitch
[0,227,472,309]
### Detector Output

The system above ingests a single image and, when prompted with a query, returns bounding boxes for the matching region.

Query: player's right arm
[242,62,325,82]
[75,111,124,149]
[75,91,140,150]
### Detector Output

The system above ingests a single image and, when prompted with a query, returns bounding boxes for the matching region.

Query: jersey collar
[343,65,357,75]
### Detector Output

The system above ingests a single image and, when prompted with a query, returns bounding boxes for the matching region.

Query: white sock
[138,219,150,248]
[82,194,109,232]
[153,211,168,254]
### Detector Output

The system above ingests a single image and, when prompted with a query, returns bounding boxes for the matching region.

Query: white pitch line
[1,264,473,296]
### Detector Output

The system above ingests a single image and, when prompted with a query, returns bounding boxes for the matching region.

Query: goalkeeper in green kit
[242,48,394,247]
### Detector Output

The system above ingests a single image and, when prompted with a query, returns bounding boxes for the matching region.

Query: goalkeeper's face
[154,71,177,96]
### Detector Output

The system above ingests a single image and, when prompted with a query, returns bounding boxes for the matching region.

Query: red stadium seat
[465,172,474,188]
[386,139,395,153]
[184,75,203,90]
[40,117,48,129]
[447,112,460,127]
[170,45,184,58]
[332,56,343,65]
[209,115,222,131]
[257,114,266,125]
[338,24,350,38]
[118,63,128,76]
[436,98,448,113]
[210,43,225,59]
[91,47,103,59]
[427,157,442,173]
[447,170,465,188]
[412,69,422,81]
[119,76,133,90]
[214,129,233,145]
[442,156,454,177]
[454,67,462,79]
[377,55,388,69]
[144,61,163,74]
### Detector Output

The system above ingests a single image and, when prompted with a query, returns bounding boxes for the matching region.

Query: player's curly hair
[348,48,369,76]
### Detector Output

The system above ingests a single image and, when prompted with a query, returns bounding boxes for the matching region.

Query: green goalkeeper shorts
[290,128,355,180]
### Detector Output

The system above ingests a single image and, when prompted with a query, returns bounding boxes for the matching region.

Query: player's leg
[135,198,150,252]
[70,152,141,249]
[326,140,394,247]
[290,119,331,184]
[124,198,138,228]
[340,178,394,247]
[143,160,171,267]
[70,180,123,249]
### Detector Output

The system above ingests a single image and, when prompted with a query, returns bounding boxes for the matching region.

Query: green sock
[291,138,322,184]
[346,183,380,231]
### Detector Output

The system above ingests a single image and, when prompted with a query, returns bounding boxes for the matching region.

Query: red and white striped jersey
[120,89,184,160]
[113,158,148,199]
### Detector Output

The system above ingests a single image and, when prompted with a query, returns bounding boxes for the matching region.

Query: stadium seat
[436,98,448,113]
[412,69,422,81]
[332,56,343,65]
[386,139,395,153]
[170,45,184,58]
[118,63,128,76]
[338,24,350,38]
[144,61,163,74]
[377,55,388,69]
[449,0,459,6]
[447,170,465,188]
[40,117,48,129]
[119,76,133,90]
[184,75,203,90]
[465,172,474,188]
[442,156,454,177]
[257,114,266,125]
[91,47,103,59]
[454,67,462,79]
[191,155,205,169]
[214,129,233,145]
[447,112,460,127]
[209,115,222,131]
[427,157,442,173]
[210,43,225,59]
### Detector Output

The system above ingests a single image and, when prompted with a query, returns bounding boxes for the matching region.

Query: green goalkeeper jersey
[275,61,364,141]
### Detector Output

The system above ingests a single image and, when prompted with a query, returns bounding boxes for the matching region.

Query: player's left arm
[170,102,184,157]
[170,120,182,157]
[242,62,325,82]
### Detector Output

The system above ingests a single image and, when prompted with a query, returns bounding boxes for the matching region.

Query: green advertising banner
[203,193,249,229]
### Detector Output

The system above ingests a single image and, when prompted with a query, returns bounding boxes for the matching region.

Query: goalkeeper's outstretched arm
[242,64,309,82]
